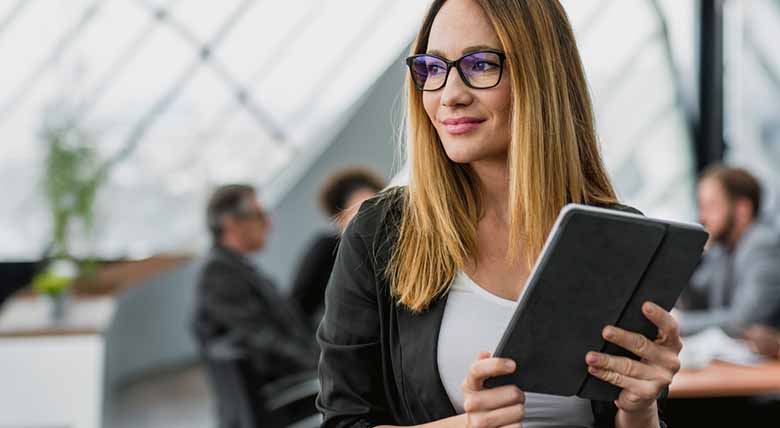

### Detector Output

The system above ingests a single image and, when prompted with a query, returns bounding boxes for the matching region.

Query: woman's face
[423,0,512,165]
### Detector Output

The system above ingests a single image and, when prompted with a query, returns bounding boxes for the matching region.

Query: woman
[317,1,682,427]
[290,167,385,323]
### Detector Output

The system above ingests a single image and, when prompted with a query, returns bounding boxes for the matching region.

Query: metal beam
[0,1,103,123]
[133,0,286,145]
[193,0,325,149]
[72,0,182,125]
[648,0,697,143]
[283,0,395,126]
[0,0,32,41]
[102,0,257,172]
[696,0,726,172]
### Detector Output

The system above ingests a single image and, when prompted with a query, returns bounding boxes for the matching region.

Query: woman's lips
[440,117,485,135]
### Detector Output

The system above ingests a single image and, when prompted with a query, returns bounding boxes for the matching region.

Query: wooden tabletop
[669,360,780,398]
[0,254,191,337]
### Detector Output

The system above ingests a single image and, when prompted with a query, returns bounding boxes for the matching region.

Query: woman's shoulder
[593,200,644,216]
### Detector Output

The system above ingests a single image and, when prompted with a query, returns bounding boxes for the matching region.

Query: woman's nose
[440,69,473,107]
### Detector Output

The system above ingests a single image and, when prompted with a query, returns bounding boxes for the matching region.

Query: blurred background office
[0,1,778,427]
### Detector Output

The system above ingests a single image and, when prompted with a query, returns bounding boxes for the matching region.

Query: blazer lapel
[397,292,458,423]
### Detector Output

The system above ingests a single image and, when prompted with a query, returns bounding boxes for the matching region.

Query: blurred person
[192,184,318,428]
[289,167,385,323]
[676,166,780,337]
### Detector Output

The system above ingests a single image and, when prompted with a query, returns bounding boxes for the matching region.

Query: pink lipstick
[441,117,485,135]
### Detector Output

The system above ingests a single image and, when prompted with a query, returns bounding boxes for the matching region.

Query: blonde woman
[316,1,681,427]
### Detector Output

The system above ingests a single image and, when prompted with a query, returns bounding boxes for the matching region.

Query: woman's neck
[471,157,510,224]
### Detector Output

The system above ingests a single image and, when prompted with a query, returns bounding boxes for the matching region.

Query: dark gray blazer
[316,187,668,428]
[192,245,318,383]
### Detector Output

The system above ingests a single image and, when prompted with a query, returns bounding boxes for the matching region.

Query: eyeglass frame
[405,49,507,91]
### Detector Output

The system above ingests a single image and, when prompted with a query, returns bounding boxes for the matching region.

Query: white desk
[0,296,116,428]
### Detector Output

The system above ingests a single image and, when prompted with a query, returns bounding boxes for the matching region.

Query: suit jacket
[679,219,780,335]
[289,232,341,323]
[192,245,319,383]
[316,187,668,428]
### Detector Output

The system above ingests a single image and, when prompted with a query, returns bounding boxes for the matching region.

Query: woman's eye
[427,64,446,76]
[472,61,498,72]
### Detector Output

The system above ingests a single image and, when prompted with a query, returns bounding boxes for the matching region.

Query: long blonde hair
[387,0,617,313]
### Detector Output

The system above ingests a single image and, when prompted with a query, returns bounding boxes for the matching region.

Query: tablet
[483,204,708,401]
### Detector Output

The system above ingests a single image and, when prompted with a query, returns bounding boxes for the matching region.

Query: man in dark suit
[192,184,319,427]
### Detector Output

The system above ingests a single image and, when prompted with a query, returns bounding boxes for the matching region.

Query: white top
[437,271,594,427]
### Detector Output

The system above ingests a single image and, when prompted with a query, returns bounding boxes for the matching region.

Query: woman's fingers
[462,355,516,392]
[463,385,525,412]
[600,325,679,373]
[585,352,669,383]
[586,366,661,402]
[461,353,525,427]
[587,303,685,414]
[642,301,683,352]
[466,403,525,428]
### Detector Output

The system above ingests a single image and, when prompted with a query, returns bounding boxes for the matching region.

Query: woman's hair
[319,167,386,217]
[387,0,618,312]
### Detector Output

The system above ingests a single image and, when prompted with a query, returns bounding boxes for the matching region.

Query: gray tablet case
[484,204,708,401]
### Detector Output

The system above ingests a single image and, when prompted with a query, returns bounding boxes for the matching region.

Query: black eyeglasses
[406,50,506,91]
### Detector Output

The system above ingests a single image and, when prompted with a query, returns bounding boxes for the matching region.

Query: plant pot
[48,292,68,322]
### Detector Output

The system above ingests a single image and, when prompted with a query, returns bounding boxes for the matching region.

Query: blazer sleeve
[316,213,394,428]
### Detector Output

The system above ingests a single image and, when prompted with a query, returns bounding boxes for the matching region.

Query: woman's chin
[442,142,480,164]
[443,152,476,165]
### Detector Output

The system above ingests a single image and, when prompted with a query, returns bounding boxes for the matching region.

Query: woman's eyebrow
[462,44,497,54]
[426,45,499,58]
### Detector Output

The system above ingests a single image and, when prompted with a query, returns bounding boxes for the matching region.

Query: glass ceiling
[724,0,780,220]
[563,0,697,222]
[3,0,772,261]
[0,0,430,260]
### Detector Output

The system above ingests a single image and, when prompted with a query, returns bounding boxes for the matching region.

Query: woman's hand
[585,301,682,416]
[461,352,525,428]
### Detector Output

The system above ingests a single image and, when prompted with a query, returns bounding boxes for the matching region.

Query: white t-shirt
[437,271,594,427]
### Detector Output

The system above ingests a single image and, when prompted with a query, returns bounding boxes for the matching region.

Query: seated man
[192,184,319,427]
[677,166,780,337]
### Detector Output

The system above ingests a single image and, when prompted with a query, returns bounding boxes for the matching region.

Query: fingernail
[586,353,600,364]
[604,327,615,339]
[588,367,601,375]
[644,303,654,314]
[505,360,516,371]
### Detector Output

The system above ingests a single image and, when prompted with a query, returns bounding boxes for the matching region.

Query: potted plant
[32,113,106,320]
[32,259,78,321]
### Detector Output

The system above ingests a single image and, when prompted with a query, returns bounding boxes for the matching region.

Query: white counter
[0,296,115,428]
